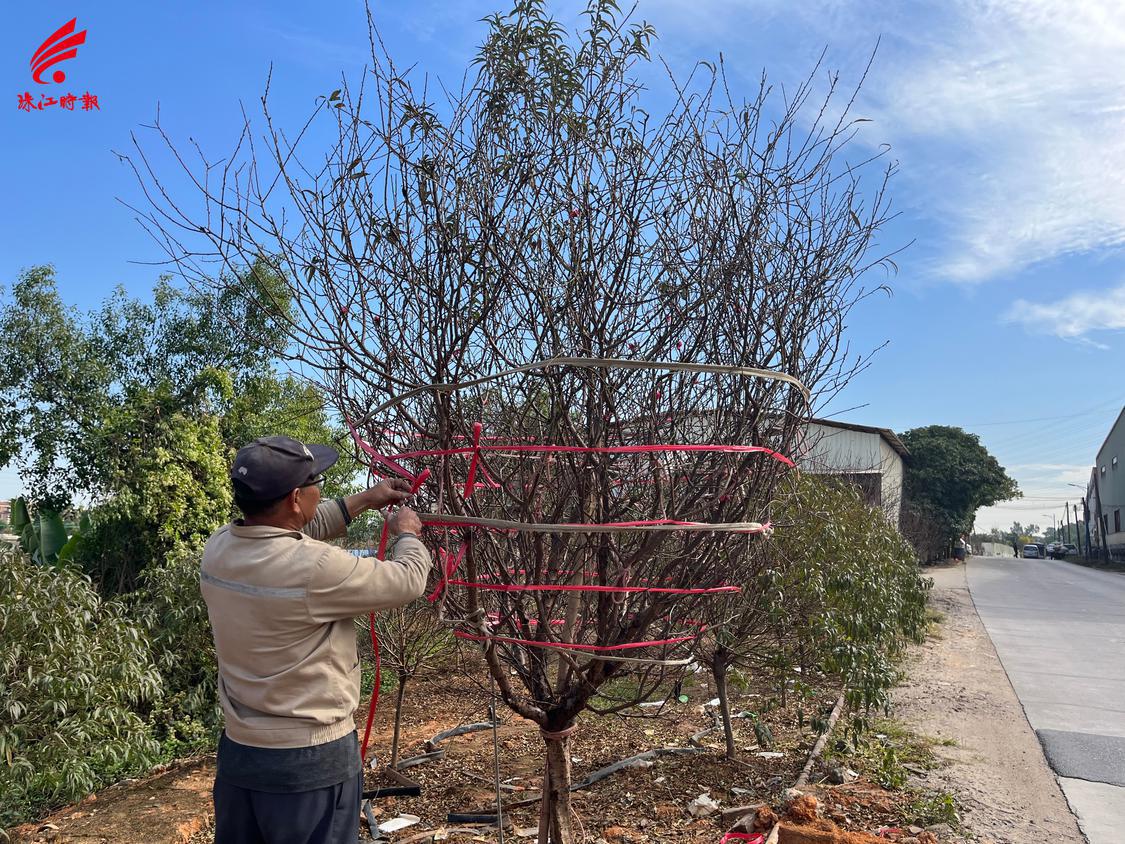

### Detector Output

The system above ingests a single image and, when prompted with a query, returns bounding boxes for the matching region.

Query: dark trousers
[213,772,362,844]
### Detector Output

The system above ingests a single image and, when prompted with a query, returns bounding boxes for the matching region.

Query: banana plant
[10,496,85,566]
[10,496,30,534]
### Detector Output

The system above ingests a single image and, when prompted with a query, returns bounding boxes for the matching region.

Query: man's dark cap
[231,435,339,501]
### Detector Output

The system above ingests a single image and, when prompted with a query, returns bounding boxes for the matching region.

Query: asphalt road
[967,555,1125,842]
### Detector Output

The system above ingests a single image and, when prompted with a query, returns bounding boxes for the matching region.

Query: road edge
[892,561,1086,843]
[961,557,1088,841]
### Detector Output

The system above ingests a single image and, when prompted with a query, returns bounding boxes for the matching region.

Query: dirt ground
[4,759,216,844]
[892,561,1086,844]
[7,663,820,844]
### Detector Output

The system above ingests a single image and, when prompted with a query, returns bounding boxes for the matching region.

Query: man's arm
[303,479,413,541]
[302,498,351,542]
[339,479,411,520]
[307,509,430,620]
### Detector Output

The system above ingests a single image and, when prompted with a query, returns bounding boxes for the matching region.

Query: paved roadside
[968,555,1125,843]
[894,563,1085,844]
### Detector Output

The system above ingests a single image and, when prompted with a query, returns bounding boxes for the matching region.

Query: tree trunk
[537,727,575,843]
[389,676,409,769]
[711,651,737,760]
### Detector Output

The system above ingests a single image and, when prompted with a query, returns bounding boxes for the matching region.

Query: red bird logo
[31,18,87,85]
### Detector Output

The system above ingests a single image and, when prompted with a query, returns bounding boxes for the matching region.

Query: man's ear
[286,488,303,514]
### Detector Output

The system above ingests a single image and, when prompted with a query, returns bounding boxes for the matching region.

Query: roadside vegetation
[0,266,358,827]
[825,718,961,830]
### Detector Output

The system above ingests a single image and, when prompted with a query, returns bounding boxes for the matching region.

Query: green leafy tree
[0,266,112,511]
[899,426,1019,557]
[0,265,360,589]
[0,266,370,816]
[223,372,362,501]
[131,540,223,756]
[76,384,233,592]
[1,262,287,504]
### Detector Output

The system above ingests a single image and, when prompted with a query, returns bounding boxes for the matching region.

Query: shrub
[131,540,221,758]
[769,475,931,735]
[0,549,163,827]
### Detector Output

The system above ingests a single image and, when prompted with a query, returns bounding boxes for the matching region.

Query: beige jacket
[200,500,431,748]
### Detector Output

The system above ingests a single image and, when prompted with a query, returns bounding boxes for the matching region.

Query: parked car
[1063,543,1079,555]
[1023,544,1041,559]
[1046,542,1063,558]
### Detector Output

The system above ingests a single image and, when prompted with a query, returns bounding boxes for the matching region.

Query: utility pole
[1083,497,1093,560]
[1066,503,1072,549]
[1093,470,1111,563]
[1073,501,1083,555]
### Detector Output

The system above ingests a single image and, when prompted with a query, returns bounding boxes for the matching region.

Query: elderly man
[201,435,431,844]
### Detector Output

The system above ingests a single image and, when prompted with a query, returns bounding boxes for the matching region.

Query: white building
[1088,406,1125,558]
[796,418,909,525]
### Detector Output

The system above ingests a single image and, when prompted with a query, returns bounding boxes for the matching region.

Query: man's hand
[387,506,423,537]
[366,478,412,510]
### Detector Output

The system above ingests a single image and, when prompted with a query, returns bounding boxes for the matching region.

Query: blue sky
[3,0,1123,532]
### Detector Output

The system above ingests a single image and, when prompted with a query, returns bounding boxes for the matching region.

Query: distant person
[955,534,967,562]
[1012,541,1020,558]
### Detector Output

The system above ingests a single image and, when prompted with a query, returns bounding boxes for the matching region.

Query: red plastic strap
[391,441,794,467]
[454,630,697,652]
[485,615,706,634]
[408,467,431,494]
[376,518,390,558]
[475,569,680,584]
[447,580,739,595]
[360,517,393,761]
[720,835,764,844]
[345,416,418,482]
[426,541,467,603]
[360,608,381,761]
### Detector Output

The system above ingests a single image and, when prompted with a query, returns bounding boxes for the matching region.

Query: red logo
[18,18,99,113]
[31,18,87,85]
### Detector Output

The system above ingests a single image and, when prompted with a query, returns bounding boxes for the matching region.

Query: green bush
[0,549,163,827]
[131,541,221,758]
[769,475,931,735]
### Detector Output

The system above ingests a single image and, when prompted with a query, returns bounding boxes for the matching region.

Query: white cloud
[1005,282,1125,341]
[869,0,1125,283]
[640,0,1125,284]
[1008,462,1093,486]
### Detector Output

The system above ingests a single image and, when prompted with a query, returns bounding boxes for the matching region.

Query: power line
[974,397,1123,455]
[984,415,1115,455]
[962,394,1125,428]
